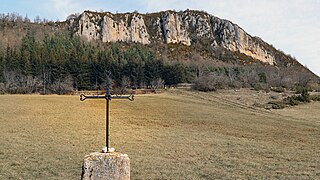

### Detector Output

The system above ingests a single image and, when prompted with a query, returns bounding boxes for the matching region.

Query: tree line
[0,28,319,94]
[0,32,188,94]
[0,12,57,27]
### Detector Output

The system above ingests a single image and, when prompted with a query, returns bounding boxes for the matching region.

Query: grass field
[0,90,319,179]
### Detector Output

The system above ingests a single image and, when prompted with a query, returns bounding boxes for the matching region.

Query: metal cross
[80,73,134,152]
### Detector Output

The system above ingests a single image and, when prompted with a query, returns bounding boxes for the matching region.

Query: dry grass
[0,90,319,179]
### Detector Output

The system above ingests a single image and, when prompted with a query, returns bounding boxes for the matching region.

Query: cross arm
[80,94,108,101]
[80,94,134,101]
[111,94,134,101]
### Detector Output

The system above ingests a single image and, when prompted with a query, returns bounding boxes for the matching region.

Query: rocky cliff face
[70,10,276,65]
[71,12,150,44]
[160,11,191,46]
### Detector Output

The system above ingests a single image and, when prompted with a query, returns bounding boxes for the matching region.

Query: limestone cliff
[70,10,277,65]
[71,11,150,44]
[160,11,191,46]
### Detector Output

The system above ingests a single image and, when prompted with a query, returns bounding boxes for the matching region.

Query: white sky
[1,0,319,76]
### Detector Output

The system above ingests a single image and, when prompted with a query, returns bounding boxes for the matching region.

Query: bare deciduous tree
[151,78,164,89]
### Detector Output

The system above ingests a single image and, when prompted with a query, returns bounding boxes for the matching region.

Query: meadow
[0,90,319,179]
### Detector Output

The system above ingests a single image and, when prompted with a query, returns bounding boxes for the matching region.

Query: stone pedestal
[81,151,130,180]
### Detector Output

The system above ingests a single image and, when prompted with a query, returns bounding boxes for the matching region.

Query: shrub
[192,76,217,92]
[229,81,242,89]
[268,87,314,109]
[268,101,285,109]
[296,86,306,94]
[49,76,74,95]
[284,96,300,106]
[296,87,310,102]
[271,87,285,93]
[258,72,267,83]
[310,95,320,101]
[253,83,270,92]
[192,72,229,92]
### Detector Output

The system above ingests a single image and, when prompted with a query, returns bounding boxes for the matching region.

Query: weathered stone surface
[160,11,191,46]
[70,10,276,65]
[81,152,130,180]
[101,14,150,44]
[75,12,101,41]
[73,12,150,44]
[211,16,275,65]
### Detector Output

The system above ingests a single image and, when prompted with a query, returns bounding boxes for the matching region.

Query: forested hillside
[0,12,318,94]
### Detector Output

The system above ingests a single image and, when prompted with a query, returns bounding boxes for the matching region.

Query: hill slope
[0,10,318,93]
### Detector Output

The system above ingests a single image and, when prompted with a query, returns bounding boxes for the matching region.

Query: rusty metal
[80,73,134,152]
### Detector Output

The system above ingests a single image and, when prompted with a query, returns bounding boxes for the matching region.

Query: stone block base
[81,151,130,180]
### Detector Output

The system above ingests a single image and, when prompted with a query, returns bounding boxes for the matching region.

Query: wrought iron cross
[80,73,134,152]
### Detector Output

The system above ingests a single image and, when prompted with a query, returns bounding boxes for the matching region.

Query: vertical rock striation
[160,11,191,46]
[70,10,276,65]
[101,13,150,44]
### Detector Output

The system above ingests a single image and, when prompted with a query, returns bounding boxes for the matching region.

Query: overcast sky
[1,0,319,76]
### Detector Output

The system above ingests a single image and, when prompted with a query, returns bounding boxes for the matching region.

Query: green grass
[0,90,320,179]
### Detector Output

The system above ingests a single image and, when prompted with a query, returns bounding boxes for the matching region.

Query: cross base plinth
[81,152,130,180]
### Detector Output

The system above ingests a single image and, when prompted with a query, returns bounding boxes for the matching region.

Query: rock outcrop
[101,13,150,44]
[160,11,191,46]
[211,16,275,65]
[73,12,150,44]
[70,10,276,65]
